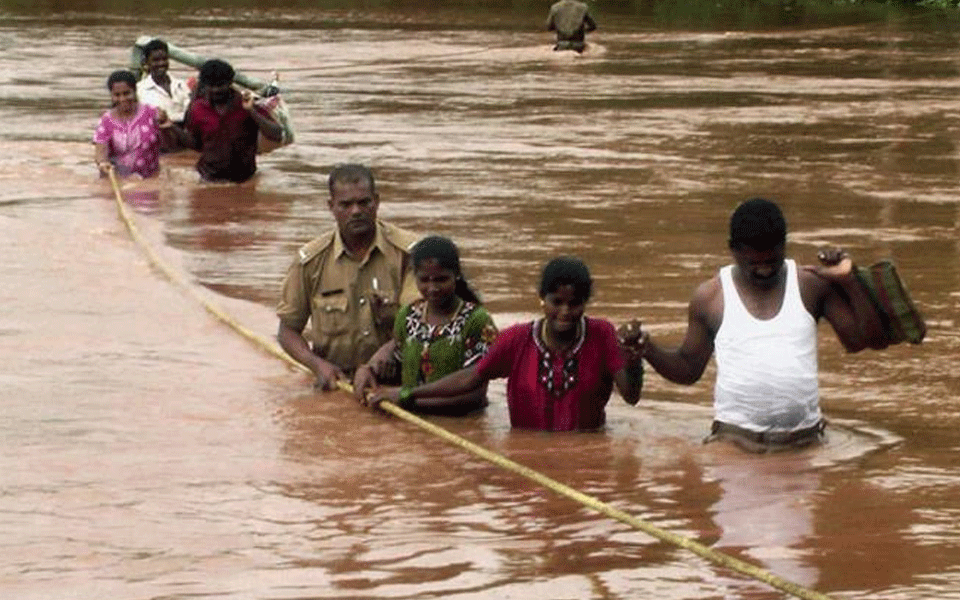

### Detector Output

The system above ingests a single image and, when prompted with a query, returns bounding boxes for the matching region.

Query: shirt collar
[197,90,241,112]
[139,75,161,91]
[332,221,384,265]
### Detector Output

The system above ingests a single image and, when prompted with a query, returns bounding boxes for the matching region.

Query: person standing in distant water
[547,0,597,53]
[182,59,283,183]
[93,70,179,178]
[136,38,191,125]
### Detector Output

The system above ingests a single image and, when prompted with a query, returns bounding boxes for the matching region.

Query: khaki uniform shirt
[277,220,421,372]
[548,0,590,38]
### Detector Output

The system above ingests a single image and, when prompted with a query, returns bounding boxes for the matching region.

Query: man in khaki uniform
[547,0,597,53]
[277,164,421,390]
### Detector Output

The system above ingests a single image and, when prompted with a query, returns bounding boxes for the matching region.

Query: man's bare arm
[642,279,719,385]
[277,321,345,390]
[804,250,888,352]
[584,13,597,33]
[241,91,284,142]
[614,359,644,405]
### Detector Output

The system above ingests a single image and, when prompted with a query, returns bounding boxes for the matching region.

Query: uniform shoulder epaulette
[297,231,335,264]
[380,221,422,253]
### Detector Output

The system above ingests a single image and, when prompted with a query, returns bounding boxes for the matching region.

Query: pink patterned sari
[93,103,161,177]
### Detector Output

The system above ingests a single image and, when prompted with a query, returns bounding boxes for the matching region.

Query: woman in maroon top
[371,256,644,431]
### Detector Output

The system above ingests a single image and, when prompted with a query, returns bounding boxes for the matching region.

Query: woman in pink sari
[93,70,176,178]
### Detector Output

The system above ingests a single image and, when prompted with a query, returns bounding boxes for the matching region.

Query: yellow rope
[107,169,297,368]
[108,169,840,600]
[374,398,835,600]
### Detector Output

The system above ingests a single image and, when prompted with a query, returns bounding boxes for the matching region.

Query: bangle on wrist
[397,386,415,410]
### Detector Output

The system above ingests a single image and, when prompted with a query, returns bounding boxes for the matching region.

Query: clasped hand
[806,246,854,281]
[617,318,647,359]
[313,360,345,392]
[154,108,172,129]
[352,362,400,409]
[365,386,399,409]
[241,90,255,111]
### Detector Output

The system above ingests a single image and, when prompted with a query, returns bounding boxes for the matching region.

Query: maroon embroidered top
[475,316,627,431]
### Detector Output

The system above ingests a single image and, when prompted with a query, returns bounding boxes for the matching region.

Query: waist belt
[709,420,826,446]
[554,40,587,52]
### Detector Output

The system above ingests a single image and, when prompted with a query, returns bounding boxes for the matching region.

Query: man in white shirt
[136,38,192,124]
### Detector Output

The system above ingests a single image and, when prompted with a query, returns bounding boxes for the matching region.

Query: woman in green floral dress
[353,236,498,414]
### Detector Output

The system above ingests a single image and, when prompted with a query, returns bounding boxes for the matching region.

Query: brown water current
[2,4,960,599]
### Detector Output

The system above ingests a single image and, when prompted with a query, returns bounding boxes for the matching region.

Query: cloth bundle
[255,75,294,154]
[256,94,293,147]
[855,260,926,345]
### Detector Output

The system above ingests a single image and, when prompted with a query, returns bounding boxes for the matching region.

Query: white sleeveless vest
[714,259,820,432]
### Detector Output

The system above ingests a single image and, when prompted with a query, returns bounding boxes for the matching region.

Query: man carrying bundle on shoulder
[179,59,283,183]
[636,198,902,453]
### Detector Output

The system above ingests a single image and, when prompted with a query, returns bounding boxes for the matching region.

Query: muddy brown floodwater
[2,3,960,599]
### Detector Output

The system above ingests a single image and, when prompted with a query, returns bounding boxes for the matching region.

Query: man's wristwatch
[397,386,415,410]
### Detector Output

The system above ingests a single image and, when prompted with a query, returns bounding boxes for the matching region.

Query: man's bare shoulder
[797,264,831,287]
[691,275,722,303]
[689,275,724,332]
[796,261,834,316]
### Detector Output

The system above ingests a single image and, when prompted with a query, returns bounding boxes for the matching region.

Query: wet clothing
[554,40,587,52]
[137,73,191,123]
[475,316,626,431]
[704,419,825,453]
[714,259,821,435]
[547,0,596,51]
[184,93,269,183]
[93,103,162,178]
[277,220,421,373]
[394,299,498,387]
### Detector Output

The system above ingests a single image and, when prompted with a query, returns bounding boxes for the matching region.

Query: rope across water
[107,169,840,600]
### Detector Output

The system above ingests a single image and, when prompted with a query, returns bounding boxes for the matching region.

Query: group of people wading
[96,27,906,454]
[93,39,282,183]
[93,5,596,181]
[275,165,894,453]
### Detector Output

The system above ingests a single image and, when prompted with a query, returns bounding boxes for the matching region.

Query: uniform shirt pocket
[313,293,350,336]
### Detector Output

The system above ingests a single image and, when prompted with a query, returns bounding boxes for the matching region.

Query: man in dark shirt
[183,59,283,183]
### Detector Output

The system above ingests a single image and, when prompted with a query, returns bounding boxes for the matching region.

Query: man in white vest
[638,198,887,452]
